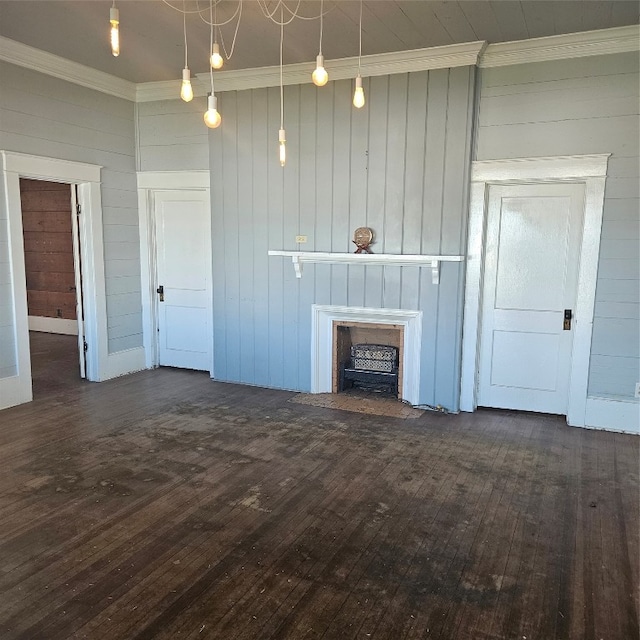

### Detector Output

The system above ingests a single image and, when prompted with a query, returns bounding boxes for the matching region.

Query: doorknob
[157,285,164,302]
[563,309,572,330]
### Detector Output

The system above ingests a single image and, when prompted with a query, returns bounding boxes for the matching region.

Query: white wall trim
[0,150,110,409]
[137,171,210,190]
[28,316,78,335]
[460,154,611,430]
[0,35,136,101]
[136,41,486,101]
[583,397,640,435]
[137,172,212,373]
[103,347,146,380]
[481,24,640,68]
[311,305,423,406]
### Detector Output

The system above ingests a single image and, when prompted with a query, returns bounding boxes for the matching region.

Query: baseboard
[583,396,639,435]
[29,316,78,335]
[101,347,147,381]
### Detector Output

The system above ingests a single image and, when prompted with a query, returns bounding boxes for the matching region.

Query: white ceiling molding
[480,24,640,68]
[135,41,486,102]
[1,25,638,103]
[0,35,136,101]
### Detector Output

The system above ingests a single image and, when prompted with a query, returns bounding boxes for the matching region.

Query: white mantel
[268,251,465,284]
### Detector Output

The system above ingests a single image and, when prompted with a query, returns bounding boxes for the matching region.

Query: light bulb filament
[181,68,193,102]
[353,75,365,109]
[110,6,120,57]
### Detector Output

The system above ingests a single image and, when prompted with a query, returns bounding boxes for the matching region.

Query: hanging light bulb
[109,4,120,57]
[210,42,224,69]
[353,75,365,109]
[279,128,286,167]
[181,67,194,102]
[311,0,328,86]
[353,0,365,109]
[210,2,224,69]
[179,2,193,102]
[312,55,328,87]
[204,94,222,128]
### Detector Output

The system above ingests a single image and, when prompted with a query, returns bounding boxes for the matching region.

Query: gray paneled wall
[136,99,210,172]
[0,61,142,355]
[210,68,476,410]
[475,52,640,400]
[0,174,16,379]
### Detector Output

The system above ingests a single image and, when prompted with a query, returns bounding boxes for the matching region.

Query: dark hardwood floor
[0,333,638,639]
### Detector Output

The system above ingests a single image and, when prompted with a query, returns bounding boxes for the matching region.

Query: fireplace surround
[311,305,423,406]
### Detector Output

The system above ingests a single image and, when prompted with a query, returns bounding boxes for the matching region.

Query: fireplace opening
[332,322,404,398]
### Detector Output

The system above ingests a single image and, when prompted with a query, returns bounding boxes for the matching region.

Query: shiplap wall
[0,61,142,355]
[209,68,475,410]
[136,99,210,171]
[475,52,640,401]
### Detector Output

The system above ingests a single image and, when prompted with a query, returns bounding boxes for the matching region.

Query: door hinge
[83,340,88,352]
[76,203,82,215]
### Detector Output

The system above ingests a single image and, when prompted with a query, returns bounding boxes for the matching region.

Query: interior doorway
[19,179,87,386]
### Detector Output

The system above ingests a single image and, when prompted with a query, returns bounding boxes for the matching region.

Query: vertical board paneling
[210,67,476,409]
[0,61,141,359]
[476,52,640,400]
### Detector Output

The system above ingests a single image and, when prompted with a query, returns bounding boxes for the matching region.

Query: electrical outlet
[296,235,307,244]
[635,382,640,399]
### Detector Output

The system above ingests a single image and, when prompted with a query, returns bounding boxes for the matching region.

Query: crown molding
[1,24,638,104]
[480,24,640,68]
[0,35,136,101]
[135,41,486,102]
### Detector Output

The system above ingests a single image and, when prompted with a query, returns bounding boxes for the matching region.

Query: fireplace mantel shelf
[268,250,465,284]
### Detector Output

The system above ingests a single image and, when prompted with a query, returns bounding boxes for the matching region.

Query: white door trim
[460,154,610,427]
[137,171,213,374]
[0,150,107,409]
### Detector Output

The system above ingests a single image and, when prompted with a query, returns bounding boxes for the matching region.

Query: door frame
[137,171,213,375]
[0,150,107,409]
[460,154,610,427]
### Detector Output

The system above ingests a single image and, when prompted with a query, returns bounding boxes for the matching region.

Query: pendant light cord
[318,0,324,56]
[280,4,284,129]
[209,0,215,93]
[183,0,188,68]
[358,0,362,75]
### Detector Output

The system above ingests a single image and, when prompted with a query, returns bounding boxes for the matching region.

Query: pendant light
[204,1,221,128]
[311,0,328,87]
[210,1,224,69]
[353,0,365,109]
[278,11,286,167]
[109,1,120,57]
[180,2,193,102]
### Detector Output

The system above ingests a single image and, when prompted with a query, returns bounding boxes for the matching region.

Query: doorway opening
[19,178,87,395]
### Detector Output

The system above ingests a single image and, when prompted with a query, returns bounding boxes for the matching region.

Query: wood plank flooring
[0,333,638,640]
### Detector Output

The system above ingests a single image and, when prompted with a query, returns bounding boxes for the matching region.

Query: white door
[477,182,585,414]
[154,190,211,371]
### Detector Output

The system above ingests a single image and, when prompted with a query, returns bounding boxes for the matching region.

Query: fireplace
[333,322,403,396]
[311,305,423,405]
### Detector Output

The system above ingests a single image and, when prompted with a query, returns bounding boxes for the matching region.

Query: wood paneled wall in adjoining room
[475,52,640,401]
[0,61,143,355]
[210,68,476,411]
[20,178,76,323]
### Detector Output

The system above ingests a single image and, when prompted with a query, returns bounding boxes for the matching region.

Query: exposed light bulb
[210,42,224,70]
[181,67,193,102]
[353,75,365,109]
[110,6,120,57]
[204,94,222,128]
[312,54,328,87]
[279,128,286,167]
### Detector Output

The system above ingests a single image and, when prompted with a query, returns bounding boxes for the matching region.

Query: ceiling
[0,1,638,83]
